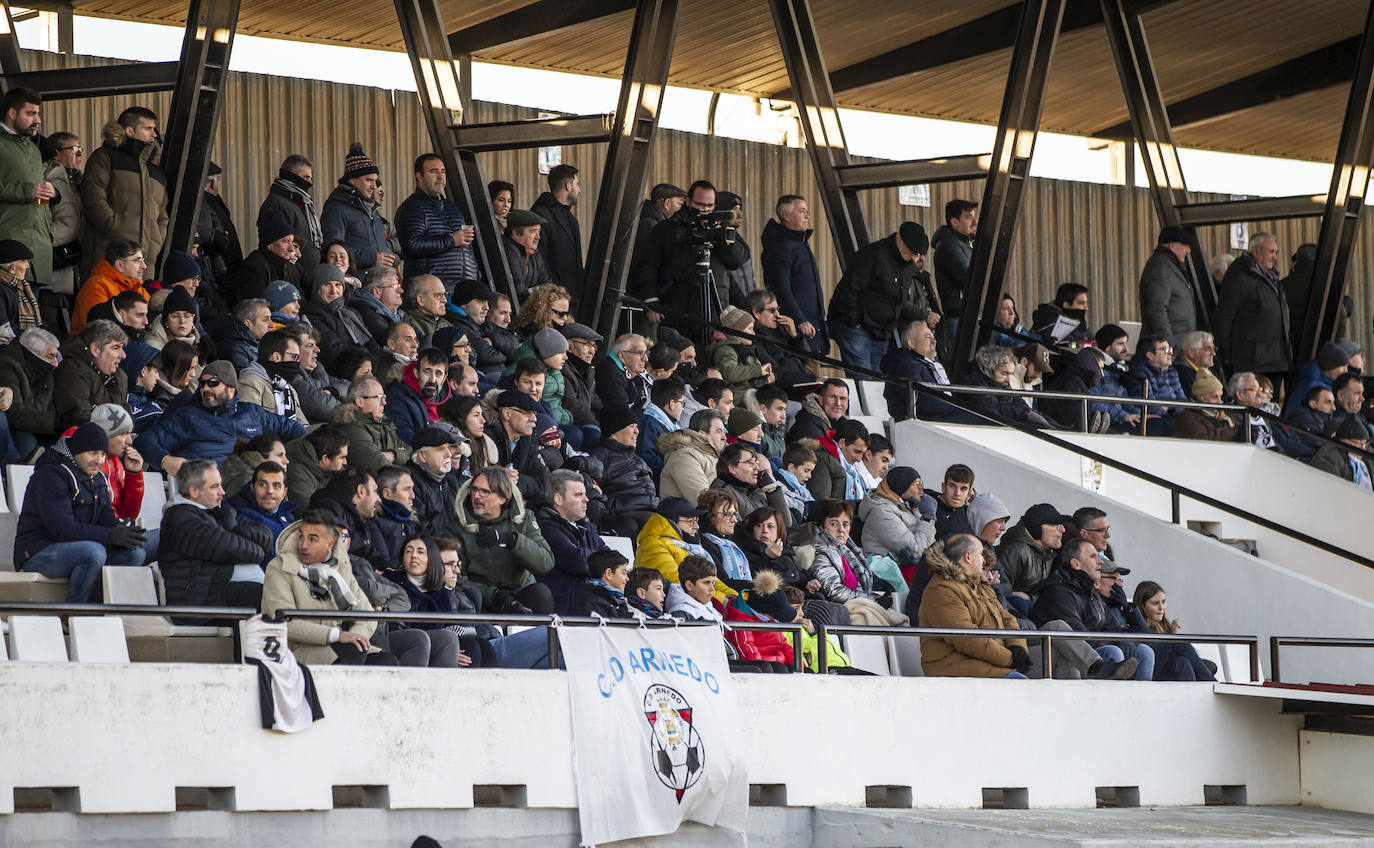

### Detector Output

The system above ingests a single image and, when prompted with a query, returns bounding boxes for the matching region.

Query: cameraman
[634,180,748,340]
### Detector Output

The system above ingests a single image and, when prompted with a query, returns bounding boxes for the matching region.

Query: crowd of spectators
[0,86,1328,678]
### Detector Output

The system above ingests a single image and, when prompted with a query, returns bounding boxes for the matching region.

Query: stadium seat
[857,381,889,420]
[0,571,70,602]
[102,567,233,664]
[603,535,635,560]
[852,415,887,439]
[138,472,168,525]
[887,633,923,677]
[840,633,892,675]
[840,378,860,411]
[6,463,34,514]
[7,615,69,662]
[68,616,130,663]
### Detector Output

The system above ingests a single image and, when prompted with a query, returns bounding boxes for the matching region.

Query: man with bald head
[405,273,450,348]
[1213,232,1291,389]
[881,319,979,423]
[448,362,479,398]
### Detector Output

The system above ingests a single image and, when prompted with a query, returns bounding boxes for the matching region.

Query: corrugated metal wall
[23,48,1372,354]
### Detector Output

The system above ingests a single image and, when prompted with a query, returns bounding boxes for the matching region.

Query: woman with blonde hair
[512,282,572,337]
[1132,580,1215,681]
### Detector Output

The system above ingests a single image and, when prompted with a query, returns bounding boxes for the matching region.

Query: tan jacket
[658,428,718,502]
[918,543,1025,678]
[261,520,377,666]
[237,363,309,425]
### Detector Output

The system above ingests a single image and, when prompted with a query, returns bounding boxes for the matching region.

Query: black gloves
[490,590,532,616]
[475,528,515,549]
[109,524,148,549]
[1007,645,1032,673]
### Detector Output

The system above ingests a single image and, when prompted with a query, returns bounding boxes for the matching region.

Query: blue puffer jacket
[225,484,297,565]
[320,183,388,268]
[15,441,118,567]
[215,320,259,371]
[136,396,307,466]
[394,189,479,286]
[760,218,826,351]
[383,371,452,445]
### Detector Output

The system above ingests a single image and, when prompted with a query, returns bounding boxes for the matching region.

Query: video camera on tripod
[674,208,738,247]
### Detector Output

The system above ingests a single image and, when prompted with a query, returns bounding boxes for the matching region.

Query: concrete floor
[3,805,1373,847]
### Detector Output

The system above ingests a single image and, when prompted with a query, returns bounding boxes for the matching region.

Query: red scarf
[402,361,445,423]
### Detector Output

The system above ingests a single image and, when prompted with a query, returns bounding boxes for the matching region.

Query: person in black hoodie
[1041,347,1108,432]
[531,164,583,296]
[160,459,272,623]
[931,199,976,342]
[573,549,634,618]
[1031,283,1094,346]
[224,211,301,303]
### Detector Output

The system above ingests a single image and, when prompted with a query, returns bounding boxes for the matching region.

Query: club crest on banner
[643,684,704,802]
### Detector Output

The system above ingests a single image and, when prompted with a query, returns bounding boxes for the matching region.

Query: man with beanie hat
[827,222,933,377]
[16,420,148,602]
[1173,369,1237,441]
[69,402,147,523]
[708,305,775,395]
[118,340,163,432]
[1138,225,1198,345]
[136,358,307,473]
[1286,341,1350,417]
[589,404,660,535]
[258,154,322,278]
[1312,415,1374,488]
[857,464,934,568]
[160,250,201,292]
[224,210,301,303]
[396,153,480,290]
[995,502,1071,601]
[320,141,394,270]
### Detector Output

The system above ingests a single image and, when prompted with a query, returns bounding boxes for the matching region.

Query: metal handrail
[816,623,1261,680]
[618,295,1374,571]
[277,609,807,672]
[1269,636,1374,684]
[0,602,258,618]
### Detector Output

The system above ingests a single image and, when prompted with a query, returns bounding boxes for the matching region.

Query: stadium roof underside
[44,0,1371,163]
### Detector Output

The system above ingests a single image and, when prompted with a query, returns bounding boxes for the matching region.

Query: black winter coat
[561,355,602,426]
[214,319,260,371]
[995,522,1058,597]
[197,190,243,285]
[0,341,58,436]
[1213,251,1292,375]
[594,356,649,416]
[760,219,826,349]
[301,297,376,372]
[394,189,479,287]
[225,247,300,304]
[1040,350,1103,431]
[530,191,583,295]
[449,309,504,374]
[881,347,980,423]
[258,177,321,277]
[828,234,924,338]
[484,421,550,506]
[931,224,971,321]
[573,580,634,618]
[589,439,659,513]
[15,445,118,567]
[732,529,805,587]
[406,458,462,536]
[501,234,554,300]
[633,206,747,329]
[1029,565,1105,632]
[160,502,272,623]
[536,506,610,615]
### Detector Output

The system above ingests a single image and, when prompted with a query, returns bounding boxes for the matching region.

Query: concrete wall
[895,421,1374,685]
[1301,730,1374,815]
[0,663,1299,816]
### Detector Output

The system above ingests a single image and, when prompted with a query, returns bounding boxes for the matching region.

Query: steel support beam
[1,62,181,100]
[834,154,993,190]
[1095,37,1360,140]
[395,0,517,306]
[0,1,24,75]
[449,113,615,153]
[448,0,637,56]
[1099,0,1216,324]
[768,0,869,273]
[584,0,680,336]
[1299,0,1374,366]
[770,0,1172,100]
[1175,195,1328,227]
[953,0,1066,377]
[159,0,239,274]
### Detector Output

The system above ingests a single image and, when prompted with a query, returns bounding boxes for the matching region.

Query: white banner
[558,623,748,846]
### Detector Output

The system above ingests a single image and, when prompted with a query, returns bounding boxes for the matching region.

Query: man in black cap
[502,208,554,300]
[406,426,464,535]
[321,141,393,270]
[224,210,301,303]
[395,153,480,290]
[0,238,39,339]
[995,502,1072,603]
[633,182,686,264]
[447,279,504,379]
[714,190,756,308]
[828,221,934,377]
[560,321,604,433]
[1138,225,1198,346]
[487,389,550,505]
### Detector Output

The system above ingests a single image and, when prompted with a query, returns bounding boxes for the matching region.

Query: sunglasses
[553,309,572,318]
[199,376,221,388]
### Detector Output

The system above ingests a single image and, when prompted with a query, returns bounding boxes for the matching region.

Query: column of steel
[394,0,515,306]
[584,0,680,336]
[1299,0,1374,366]
[1099,0,1216,326]
[767,0,869,269]
[159,0,239,273]
[952,0,1066,377]
[0,1,23,75]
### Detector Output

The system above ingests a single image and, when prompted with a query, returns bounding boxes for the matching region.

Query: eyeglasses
[358,394,384,400]
[760,306,779,313]
[58,145,82,153]
[453,339,472,348]
[198,376,221,388]
[553,309,572,318]
[716,510,739,519]
[623,348,648,357]
[1084,525,1111,534]
[283,353,301,361]
[471,486,495,497]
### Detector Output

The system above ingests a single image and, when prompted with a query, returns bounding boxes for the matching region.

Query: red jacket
[715,597,794,665]
[60,424,145,520]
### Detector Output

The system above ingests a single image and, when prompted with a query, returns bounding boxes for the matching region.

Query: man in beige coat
[261,509,398,666]
[658,409,725,502]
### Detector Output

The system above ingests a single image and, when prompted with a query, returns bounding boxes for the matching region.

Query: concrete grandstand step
[0,570,70,602]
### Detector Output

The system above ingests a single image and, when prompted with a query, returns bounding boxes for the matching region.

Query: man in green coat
[447,467,555,614]
[330,374,412,475]
[0,88,54,286]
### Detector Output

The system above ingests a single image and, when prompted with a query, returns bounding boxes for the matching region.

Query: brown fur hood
[925,540,974,584]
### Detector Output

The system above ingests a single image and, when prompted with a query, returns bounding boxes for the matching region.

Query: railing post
[1040,633,1052,679]
[547,622,561,670]
[1170,489,1181,524]
[1081,397,1088,432]
[817,624,829,674]
[1250,640,1262,684]
[1269,637,1282,684]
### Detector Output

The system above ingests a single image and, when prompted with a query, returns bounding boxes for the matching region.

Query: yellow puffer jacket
[634,512,737,603]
